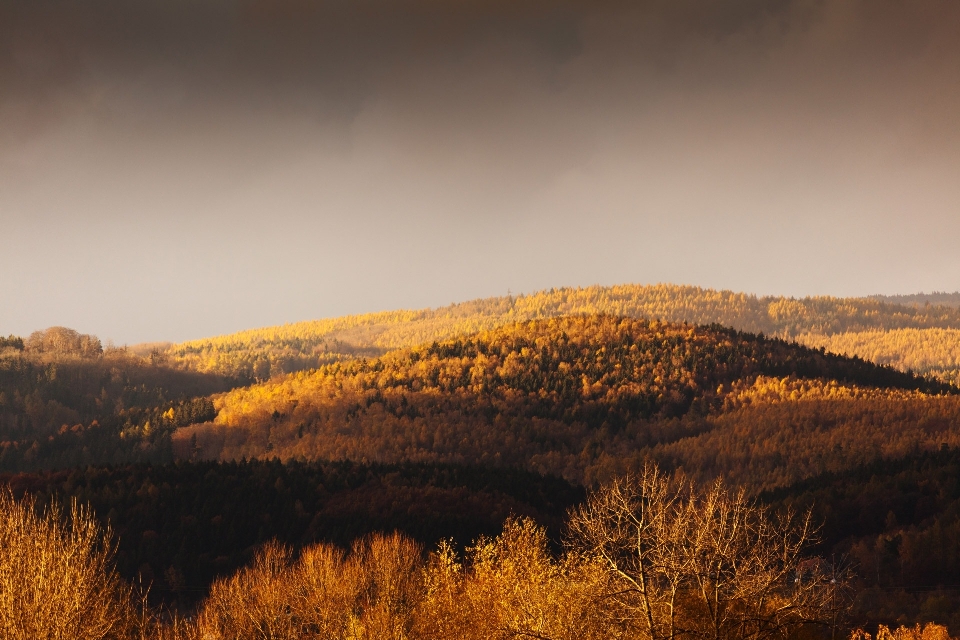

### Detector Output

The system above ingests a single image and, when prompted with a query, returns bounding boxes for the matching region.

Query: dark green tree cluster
[764,448,960,632]
[0,335,24,351]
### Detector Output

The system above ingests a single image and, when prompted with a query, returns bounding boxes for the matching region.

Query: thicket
[0,467,862,640]
[0,490,137,640]
[1,460,581,607]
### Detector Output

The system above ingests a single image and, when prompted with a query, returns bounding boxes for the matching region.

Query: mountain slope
[163,283,960,383]
[175,315,956,485]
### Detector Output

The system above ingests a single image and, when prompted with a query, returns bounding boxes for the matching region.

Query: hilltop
[161,284,960,385]
[873,291,960,308]
[175,314,958,487]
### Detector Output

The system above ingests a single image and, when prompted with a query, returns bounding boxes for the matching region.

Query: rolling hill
[5,294,960,632]
[161,284,960,385]
[174,314,958,488]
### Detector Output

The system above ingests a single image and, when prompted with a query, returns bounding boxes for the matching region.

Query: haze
[2,0,959,344]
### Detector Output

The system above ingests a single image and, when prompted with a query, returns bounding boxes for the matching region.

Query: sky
[2,0,959,344]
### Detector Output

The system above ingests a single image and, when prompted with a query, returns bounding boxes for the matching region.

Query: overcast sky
[2,0,959,344]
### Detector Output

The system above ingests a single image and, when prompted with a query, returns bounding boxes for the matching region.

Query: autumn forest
[4,284,960,638]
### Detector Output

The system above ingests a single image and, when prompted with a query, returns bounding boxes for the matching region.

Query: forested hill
[176,315,958,486]
[162,284,960,383]
[873,292,960,308]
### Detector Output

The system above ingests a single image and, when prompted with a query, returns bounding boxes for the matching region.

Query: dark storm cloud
[2,0,959,343]
[4,0,958,153]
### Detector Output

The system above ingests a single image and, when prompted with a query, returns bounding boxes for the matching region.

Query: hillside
[162,284,960,384]
[873,292,960,309]
[0,327,229,472]
[175,315,957,486]
[763,448,960,630]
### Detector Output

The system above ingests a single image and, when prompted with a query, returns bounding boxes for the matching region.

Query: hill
[175,315,957,486]
[0,327,229,472]
[873,292,960,309]
[763,447,960,631]
[161,284,960,384]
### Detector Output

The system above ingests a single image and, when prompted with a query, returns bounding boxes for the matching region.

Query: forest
[161,284,960,383]
[3,288,960,637]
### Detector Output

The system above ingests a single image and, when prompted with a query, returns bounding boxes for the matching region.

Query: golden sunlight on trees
[162,284,960,381]
[196,533,423,640]
[0,491,134,640]
[851,624,954,640]
[184,466,850,639]
[798,329,960,386]
[25,327,103,358]
[10,466,960,639]
[567,465,848,640]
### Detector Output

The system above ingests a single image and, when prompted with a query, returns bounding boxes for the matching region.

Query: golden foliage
[173,316,959,489]
[852,623,955,640]
[163,284,960,379]
[186,469,846,640]
[196,533,422,640]
[799,328,960,386]
[0,491,134,640]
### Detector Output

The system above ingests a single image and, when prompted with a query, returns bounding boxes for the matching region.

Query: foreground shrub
[195,533,422,640]
[851,623,954,640]
[0,490,134,640]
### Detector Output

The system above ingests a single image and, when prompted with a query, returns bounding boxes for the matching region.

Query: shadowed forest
[4,285,960,637]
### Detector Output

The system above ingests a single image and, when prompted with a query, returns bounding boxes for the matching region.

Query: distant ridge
[175,314,959,488]
[163,283,960,384]
[872,291,960,309]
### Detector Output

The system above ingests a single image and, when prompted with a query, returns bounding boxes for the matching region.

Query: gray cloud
[2,0,959,342]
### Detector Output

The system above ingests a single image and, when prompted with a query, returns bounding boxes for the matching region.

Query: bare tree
[0,491,134,640]
[567,465,848,640]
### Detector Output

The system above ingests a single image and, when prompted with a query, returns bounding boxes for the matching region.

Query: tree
[567,465,848,640]
[0,490,134,640]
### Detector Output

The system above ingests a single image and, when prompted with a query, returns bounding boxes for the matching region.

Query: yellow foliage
[0,491,136,640]
[162,284,960,380]
[800,328,960,386]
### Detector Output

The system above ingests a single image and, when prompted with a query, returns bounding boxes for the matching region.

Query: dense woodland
[764,448,960,631]
[0,328,226,472]
[873,293,960,309]
[162,284,960,382]
[4,286,960,636]
[184,316,956,488]
[1,467,865,640]
[1,460,581,608]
